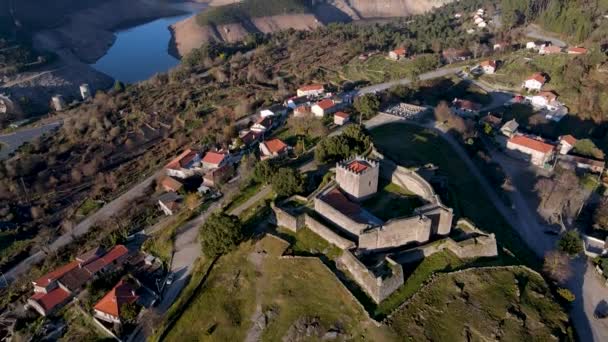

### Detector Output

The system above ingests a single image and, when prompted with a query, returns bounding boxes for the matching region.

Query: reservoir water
[91,3,205,83]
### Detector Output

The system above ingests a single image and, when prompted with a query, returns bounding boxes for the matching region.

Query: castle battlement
[336,155,379,201]
[337,156,379,176]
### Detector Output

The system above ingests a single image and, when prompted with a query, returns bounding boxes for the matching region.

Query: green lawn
[388,267,571,341]
[165,237,393,341]
[60,305,109,342]
[363,181,423,221]
[277,227,342,260]
[224,181,264,214]
[370,123,539,268]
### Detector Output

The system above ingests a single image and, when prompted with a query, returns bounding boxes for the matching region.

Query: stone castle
[272,153,498,304]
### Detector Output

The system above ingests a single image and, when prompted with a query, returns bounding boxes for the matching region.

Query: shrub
[199,212,243,258]
[557,288,576,303]
[557,231,583,256]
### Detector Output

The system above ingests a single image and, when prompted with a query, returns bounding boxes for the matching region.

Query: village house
[93,279,139,325]
[558,135,577,155]
[160,176,183,193]
[529,91,560,110]
[260,104,287,118]
[165,149,201,179]
[312,99,337,117]
[203,164,234,188]
[523,73,547,91]
[526,41,538,50]
[293,105,311,117]
[259,138,289,160]
[286,96,309,109]
[158,192,182,216]
[480,60,497,74]
[451,98,481,117]
[27,245,129,316]
[442,48,472,63]
[480,113,502,129]
[334,111,351,126]
[539,44,562,55]
[296,84,325,97]
[251,116,275,133]
[202,151,228,170]
[560,154,606,174]
[493,42,508,51]
[567,47,587,55]
[477,21,487,28]
[507,135,555,167]
[234,129,263,148]
[500,119,519,137]
[388,47,408,60]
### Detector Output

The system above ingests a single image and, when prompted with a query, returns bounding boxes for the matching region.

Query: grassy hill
[389,267,571,340]
[196,0,311,26]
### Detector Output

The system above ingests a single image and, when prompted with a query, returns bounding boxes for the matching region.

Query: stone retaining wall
[304,215,356,250]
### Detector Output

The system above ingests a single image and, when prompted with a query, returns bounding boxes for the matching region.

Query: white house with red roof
[529,91,560,110]
[507,135,555,167]
[94,279,139,324]
[523,73,546,91]
[165,149,201,179]
[558,135,577,155]
[202,151,228,169]
[539,44,562,55]
[296,84,325,97]
[480,60,496,74]
[388,47,408,60]
[311,99,337,117]
[251,116,275,133]
[259,138,289,160]
[334,112,350,126]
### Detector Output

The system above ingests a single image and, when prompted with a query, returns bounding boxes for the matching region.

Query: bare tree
[543,250,572,284]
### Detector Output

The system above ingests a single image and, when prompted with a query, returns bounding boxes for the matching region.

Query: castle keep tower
[336,156,379,200]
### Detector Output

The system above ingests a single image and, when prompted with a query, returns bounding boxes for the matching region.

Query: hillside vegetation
[196,0,311,26]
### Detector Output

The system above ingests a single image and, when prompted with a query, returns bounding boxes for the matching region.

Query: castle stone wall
[271,203,304,232]
[338,250,404,303]
[376,158,435,202]
[359,216,432,251]
[304,215,356,250]
[314,196,369,237]
[414,201,453,236]
[336,157,379,200]
[396,234,499,264]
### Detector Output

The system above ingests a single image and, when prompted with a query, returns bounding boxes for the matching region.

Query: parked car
[165,273,175,285]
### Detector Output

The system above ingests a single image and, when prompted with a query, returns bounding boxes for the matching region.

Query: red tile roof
[84,245,128,274]
[334,111,350,119]
[528,73,546,84]
[537,91,558,102]
[161,176,183,192]
[315,99,335,110]
[508,135,555,154]
[202,151,226,166]
[480,60,496,68]
[542,45,562,53]
[262,138,288,154]
[34,260,80,288]
[346,160,370,173]
[561,135,577,146]
[298,84,324,92]
[568,47,587,54]
[166,149,197,170]
[30,287,71,313]
[392,47,407,56]
[322,188,363,217]
[94,280,138,318]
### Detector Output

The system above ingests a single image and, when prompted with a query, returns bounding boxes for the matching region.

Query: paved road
[356,66,462,95]
[0,121,61,160]
[526,24,567,47]
[4,170,160,283]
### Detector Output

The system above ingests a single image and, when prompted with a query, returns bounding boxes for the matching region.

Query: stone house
[523,73,546,91]
[558,135,577,155]
[334,111,350,126]
[311,99,337,117]
[500,119,519,137]
[388,47,408,60]
[507,135,555,167]
[296,84,325,97]
[203,164,234,188]
[165,149,201,179]
[259,138,289,160]
[93,279,138,325]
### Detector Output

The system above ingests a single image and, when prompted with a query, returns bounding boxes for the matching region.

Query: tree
[185,193,201,211]
[557,288,576,303]
[594,197,608,230]
[354,93,380,120]
[253,160,275,184]
[543,250,572,283]
[557,231,583,256]
[199,212,243,258]
[573,139,605,160]
[271,168,304,197]
[113,81,125,93]
[120,302,139,323]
